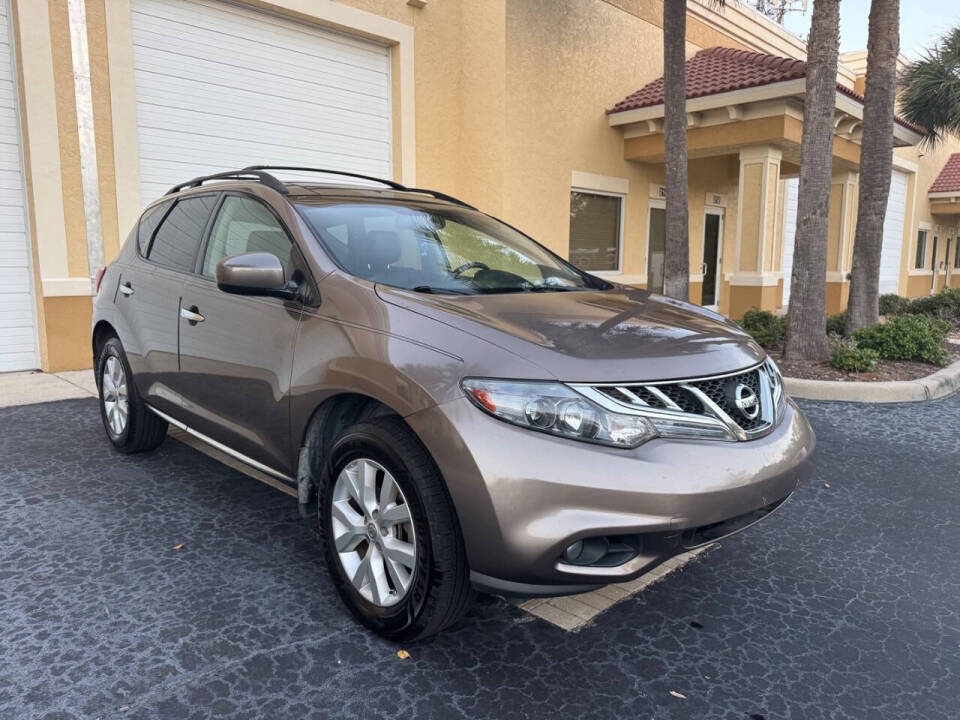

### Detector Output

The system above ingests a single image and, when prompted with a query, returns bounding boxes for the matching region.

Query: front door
[647,201,666,293]
[701,208,723,308]
[177,193,305,475]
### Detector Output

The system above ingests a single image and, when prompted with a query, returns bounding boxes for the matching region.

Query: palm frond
[899,27,960,148]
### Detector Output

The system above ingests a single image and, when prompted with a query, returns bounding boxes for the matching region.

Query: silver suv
[92,166,816,640]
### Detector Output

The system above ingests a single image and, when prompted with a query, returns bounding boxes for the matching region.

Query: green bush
[853,314,950,366]
[739,309,786,348]
[903,287,960,323]
[879,293,911,316]
[830,338,879,372]
[825,312,847,336]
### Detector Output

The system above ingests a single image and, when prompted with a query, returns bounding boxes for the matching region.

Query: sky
[775,0,960,59]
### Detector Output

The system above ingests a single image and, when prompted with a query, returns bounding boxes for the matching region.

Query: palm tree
[899,27,960,146]
[660,0,726,301]
[784,0,840,361]
[661,0,690,301]
[845,0,900,333]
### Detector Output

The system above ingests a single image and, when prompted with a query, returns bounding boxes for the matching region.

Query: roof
[609,46,925,135]
[929,153,960,195]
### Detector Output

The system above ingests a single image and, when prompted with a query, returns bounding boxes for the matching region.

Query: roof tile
[609,47,924,135]
[929,153,960,194]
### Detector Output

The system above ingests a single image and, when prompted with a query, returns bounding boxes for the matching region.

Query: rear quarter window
[137,200,173,256]
[145,195,218,273]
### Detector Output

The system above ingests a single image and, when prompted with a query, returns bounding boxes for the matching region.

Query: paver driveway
[0,395,958,719]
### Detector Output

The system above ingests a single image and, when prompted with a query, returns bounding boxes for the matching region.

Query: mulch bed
[770,339,960,383]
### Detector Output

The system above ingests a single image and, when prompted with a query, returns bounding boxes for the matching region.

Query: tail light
[94,266,107,295]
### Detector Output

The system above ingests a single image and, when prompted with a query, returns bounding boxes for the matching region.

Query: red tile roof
[609,46,925,135]
[929,153,960,194]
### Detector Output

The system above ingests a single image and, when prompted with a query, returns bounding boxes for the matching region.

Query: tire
[319,416,473,641]
[96,336,168,453]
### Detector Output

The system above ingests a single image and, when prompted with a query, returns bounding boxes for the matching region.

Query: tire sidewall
[97,338,132,446]
[320,427,434,637]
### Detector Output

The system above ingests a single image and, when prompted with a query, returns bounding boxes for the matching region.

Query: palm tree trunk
[784,0,839,361]
[662,0,689,301]
[846,0,900,332]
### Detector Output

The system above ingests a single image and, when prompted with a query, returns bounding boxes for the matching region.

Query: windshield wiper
[411,285,474,295]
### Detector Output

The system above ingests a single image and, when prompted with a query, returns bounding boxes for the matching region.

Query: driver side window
[202,196,294,279]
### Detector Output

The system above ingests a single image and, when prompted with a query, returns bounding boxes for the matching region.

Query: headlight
[764,356,786,422]
[461,379,656,448]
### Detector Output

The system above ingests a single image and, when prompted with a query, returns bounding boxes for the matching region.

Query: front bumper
[405,396,815,595]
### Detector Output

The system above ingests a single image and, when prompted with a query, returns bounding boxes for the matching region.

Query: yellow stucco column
[825,170,857,315]
[728,145,782,320]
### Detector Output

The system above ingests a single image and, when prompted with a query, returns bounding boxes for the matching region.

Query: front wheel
[96,337,167,453]
[319,416,473,640]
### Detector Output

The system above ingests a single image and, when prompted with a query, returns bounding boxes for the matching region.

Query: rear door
[177,193,305,475]
[115,194,217,417]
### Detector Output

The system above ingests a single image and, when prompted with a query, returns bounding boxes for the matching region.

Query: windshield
[295,200,608,294]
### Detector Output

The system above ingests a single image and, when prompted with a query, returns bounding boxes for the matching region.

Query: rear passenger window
[201,195,294,279]
[147,195,218,272]
[137,200,172,256]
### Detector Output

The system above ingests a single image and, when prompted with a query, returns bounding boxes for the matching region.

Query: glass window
[647,206,666,293]
[955,238,960,268]
[137,200,172,256]
[202,196,294,279]
[147,195,218,273]
[915,229,928,270]
[296,200,605,295]
[568,191,622,272]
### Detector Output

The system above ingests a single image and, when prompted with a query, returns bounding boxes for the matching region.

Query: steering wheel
[451,261,489,277]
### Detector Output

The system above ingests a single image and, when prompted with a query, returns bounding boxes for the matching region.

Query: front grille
[590,362,780,440]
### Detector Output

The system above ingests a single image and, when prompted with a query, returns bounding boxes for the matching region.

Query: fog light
[562,536,609,565]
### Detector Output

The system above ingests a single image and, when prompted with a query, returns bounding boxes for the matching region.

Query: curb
[784,359,960,403]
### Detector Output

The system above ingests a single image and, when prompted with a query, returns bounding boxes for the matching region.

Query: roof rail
[166,169,288,196]
[241,165,408,191]
[166,165,479,210]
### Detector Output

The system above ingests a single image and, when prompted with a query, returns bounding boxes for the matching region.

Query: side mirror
[216,253,298,300]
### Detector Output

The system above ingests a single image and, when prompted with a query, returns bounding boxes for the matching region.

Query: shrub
[825,312,847,336]
[853,314,950,366]
[879,293,911,317]
[903,287,960,323]
[739,309,786,348]
[830,338,879,372]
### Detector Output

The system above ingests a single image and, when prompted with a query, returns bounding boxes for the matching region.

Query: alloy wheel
[331,458,417,607]
[101,355,129,436]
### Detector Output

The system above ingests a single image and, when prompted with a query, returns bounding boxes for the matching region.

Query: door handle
[700,262,708,275]
[118,282,134,296]
[180,306,205,324]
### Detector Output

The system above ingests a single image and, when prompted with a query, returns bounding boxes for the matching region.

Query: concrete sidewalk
[0,369,97,407]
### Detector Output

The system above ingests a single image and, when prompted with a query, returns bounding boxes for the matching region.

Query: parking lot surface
[1,395,958,719]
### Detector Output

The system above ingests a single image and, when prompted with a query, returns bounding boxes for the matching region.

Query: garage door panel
[132,18,389,95]
[136,112,390,164]
[139,0,390,68]
[131,54,390,118]
[879,171,908,295]
[0,0,35,370]
[131,0,393,209]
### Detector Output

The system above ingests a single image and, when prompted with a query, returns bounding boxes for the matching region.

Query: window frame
[915,228,928,270]
[568,187,625,276]
[955,236,960,269]
[139,192,220,275]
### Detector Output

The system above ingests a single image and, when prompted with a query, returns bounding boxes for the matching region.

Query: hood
[376,285,765,383]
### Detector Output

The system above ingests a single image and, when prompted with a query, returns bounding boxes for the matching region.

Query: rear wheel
[319,416,473,640]
[96,337,167,453]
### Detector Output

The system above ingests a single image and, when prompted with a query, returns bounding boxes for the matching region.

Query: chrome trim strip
[612,386,647,406]
[146,405,296,483]
[579,360,766,387]
[644,385,681,410]
[680,384,749,441]
[573,386,729,429]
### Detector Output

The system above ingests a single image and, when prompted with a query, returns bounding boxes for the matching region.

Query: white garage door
[780,177,799,306]
[130,0,393,208]
[0,0,38,372]
[879,170,908,295]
